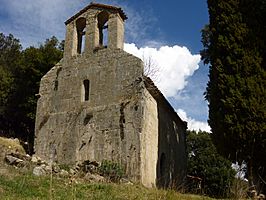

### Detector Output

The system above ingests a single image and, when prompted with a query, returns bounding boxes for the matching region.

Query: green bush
[187,130,236,198]
[98,160,124,182]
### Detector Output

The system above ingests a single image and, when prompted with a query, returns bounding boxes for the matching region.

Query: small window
[83,79,90,101]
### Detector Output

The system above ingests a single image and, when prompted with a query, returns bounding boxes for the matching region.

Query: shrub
[98,160,124,182]
[187,130,236,198]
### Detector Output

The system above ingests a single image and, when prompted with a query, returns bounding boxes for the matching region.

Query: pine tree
[201,0,266,193]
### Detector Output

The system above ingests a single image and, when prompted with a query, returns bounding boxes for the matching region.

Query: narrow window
[76,17,86,54]
[97,11,109,47]
[83,80,90,101]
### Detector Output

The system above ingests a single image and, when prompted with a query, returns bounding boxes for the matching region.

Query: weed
[98,160,124,182]
[230,178,249,199]
[58,163,71,171]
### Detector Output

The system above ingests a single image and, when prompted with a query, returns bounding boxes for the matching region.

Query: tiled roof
[144,76,187,127]
[65,2,127,25]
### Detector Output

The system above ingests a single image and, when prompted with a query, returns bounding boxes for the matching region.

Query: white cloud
[124,43,207,129]
[176,109,211,132]
[124,43,201,98]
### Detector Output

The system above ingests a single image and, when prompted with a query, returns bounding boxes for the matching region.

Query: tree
[201,0,266,193]
[187,130,235,198]
[0,33,22,136]
[143,55,160,83]
[0,33,63,153]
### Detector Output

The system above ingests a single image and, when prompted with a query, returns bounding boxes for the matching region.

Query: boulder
[52,164,60,173]
[69,168,77,175]
[85,173,105,182]
[5,155,25,167]
[258,194,265,200]
[31,155,41,164]
[33,166,46,176]
[59,169,69,177]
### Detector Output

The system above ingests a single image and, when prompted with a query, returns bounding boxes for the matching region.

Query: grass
[0,165,215,200]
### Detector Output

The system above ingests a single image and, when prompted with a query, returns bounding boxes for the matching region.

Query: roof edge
[65,2,127,25]
[144,76,187,128]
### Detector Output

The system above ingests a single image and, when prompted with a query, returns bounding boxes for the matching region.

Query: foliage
[98,160,124,182]
[0,33,63,153]
[201,0,266,192]
[187,130,235,198]
[0,33,22,134]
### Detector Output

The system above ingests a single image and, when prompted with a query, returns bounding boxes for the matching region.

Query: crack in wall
[54,67,62,91]
[119,102,130,140]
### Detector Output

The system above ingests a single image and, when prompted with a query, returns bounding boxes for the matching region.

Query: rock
[31,155,40,163]
[52,164,60,173]
[90,160,100,167]
[258,194,265,200]
[5,155,19,164]
[44,165,52,172]
[33,166,46,176]
[59,169,69,177]
[9,152,31,161]
[80,160,100,173]
[31,155,47,165]
[25,154,31,160]
[75,165,81,171]
[69,168,76,175]
[5,155,25,167]
[85,173,105,182]
[120,178,133,185]
[40,164,46,168]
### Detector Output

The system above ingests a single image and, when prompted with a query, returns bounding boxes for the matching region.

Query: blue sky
[0,0,210,131]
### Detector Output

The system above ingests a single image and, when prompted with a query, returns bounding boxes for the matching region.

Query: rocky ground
[0,136,129,184]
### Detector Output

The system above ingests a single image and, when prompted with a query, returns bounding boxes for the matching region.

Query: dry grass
[0,136,25,156]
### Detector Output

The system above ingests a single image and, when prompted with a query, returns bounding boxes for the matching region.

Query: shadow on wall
[156,103,187,188]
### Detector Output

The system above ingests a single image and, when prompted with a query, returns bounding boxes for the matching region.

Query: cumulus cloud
[176,109,211,132]
[124,43,201,98]
[124,43,207,128]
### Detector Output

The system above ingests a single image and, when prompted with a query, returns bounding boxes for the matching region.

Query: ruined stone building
[34,3,187,188]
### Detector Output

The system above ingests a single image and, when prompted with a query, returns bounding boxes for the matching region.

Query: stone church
[34,2,187,188]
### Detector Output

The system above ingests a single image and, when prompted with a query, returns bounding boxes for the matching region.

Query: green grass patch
[0,167,216,200]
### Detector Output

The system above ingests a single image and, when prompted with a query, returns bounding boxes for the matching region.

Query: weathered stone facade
[34,3,187,188]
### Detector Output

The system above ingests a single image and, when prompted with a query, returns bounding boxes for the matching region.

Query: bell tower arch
[63,3,127,58]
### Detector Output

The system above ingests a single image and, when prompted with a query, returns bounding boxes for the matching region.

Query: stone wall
[140,87,187,188]
[35,3,187,186]
[156,98,187,188]
[64,8,124,59]
[34,48,144,180]
[140,88,159,187]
